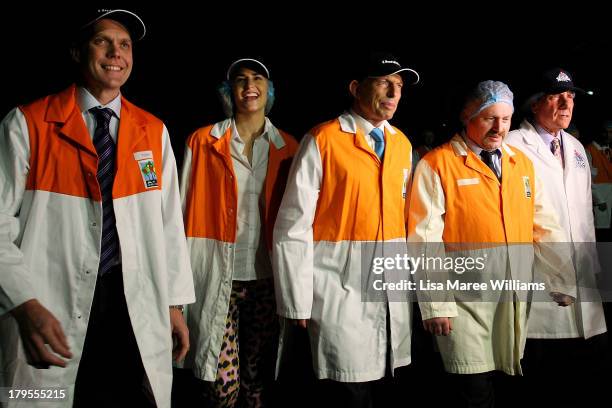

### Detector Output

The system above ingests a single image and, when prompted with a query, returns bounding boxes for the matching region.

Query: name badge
[135,151,158,189]
[522,176,531,198]
[133,150,153,161]
[457,178,479,186]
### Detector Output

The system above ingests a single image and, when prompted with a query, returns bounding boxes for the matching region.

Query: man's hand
[10,299,72,368]
[170,308,189,362]
[550,292,575,307]
[423,317,453,336]
[289,319,309,329]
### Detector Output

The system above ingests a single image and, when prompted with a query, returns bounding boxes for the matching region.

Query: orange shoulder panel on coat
[113,97,164,199]
[310,119,411,242]
[20,86,99,200]
[20,86,166,201]
[182,124,236,242]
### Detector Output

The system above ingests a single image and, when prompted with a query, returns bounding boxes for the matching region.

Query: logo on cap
[556,71,571,83]
[382,60,401,66]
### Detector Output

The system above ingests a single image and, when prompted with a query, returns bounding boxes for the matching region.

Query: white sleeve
[532,173,576,297]
[179,141,193,214]
[272,133,321,319]
[0,108,36,314]
[407,159,457,320]
[407,160,445,244]
[582,149,597,242]
[161,125,195,306]
[533,172,569,243]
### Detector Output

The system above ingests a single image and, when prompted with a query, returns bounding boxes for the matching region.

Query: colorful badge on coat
[522,176,532,199]
[574,149,587,169]
[134,150,158,189]
[402,168,410,199]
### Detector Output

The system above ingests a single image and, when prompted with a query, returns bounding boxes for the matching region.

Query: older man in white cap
[0,9,194,407]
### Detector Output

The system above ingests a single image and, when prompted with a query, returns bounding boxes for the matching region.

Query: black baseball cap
[535,68,583,95]
[80,9,146,41]
[354,52,419,84]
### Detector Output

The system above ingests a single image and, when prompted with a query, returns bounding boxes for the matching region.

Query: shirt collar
[230,118,272,144]
[534,122,562,146]
[462,131,502,157]
[349,109,390,136]
[77,86,122,118]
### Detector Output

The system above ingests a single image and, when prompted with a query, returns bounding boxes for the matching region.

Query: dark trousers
[73,266,154,407]
[318,367,410,408]
[312,305,402,408]
[519,334,610,407]
[318,380,374,408]
[449,372,495,408]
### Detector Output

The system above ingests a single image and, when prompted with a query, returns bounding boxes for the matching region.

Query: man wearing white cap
[0,9,194,407]
[181,57,298,407]
[272,52,417,407]
[408,80,575,408]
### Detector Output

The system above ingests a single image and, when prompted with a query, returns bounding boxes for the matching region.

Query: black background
[2,4,611,161]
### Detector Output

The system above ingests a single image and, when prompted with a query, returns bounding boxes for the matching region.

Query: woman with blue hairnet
[408,80,575,408]
[180,58,298,407]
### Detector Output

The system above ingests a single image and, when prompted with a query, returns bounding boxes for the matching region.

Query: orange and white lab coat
[408,134,573,375]
[273,112,413,382]
[0,85,195,407]
[180,118,298,381]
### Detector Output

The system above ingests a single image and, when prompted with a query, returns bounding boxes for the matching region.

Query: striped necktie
[90,107,120,276]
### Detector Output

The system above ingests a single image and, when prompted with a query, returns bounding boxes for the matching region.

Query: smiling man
[272,52,418,407]
[0,9,194,407]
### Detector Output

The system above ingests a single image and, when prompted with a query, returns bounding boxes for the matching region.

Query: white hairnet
[462,80,514,125]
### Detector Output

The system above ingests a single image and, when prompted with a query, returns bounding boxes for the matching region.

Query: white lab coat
[507,120,606,339]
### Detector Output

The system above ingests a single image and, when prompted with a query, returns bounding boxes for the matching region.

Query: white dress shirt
[77,86,121,143]
[77,86,122,266]
[230,119,273,281]
[534,123,563,158]
[464,132,502,178]
[349,109,390,152]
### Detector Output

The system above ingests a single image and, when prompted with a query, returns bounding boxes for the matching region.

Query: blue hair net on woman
[461,80,514,125]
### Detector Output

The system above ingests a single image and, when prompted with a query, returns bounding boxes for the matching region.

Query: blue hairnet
[462,80,514,125]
